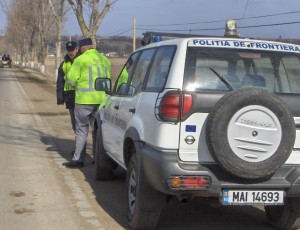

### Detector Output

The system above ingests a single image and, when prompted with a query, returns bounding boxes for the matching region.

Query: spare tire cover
[206,88,295,179]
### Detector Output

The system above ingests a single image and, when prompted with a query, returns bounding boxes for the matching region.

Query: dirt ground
[11,66,274,230]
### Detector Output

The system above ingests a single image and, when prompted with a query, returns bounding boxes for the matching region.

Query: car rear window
[183,47,300,94]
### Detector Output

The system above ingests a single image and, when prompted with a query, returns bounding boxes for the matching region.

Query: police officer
[56,41,78,132]
[62,38,111,168]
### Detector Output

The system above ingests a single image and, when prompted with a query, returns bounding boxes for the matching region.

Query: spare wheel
[206,88,295,179]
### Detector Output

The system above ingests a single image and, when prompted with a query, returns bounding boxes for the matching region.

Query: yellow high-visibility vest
[62,61,75,91]
[67,49,111,105]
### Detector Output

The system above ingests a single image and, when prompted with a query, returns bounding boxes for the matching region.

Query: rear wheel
[94,126,117,181]
[126,152,166,229]
[206,88,295,179]
[265,198,300,229]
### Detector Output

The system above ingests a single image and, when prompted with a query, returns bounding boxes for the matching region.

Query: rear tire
[126,153,166,229]
[206,88,295,179]
[265,198,300,229]
[94,126,117,181]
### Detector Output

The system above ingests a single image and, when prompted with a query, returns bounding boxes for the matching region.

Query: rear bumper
[140,143,300,198]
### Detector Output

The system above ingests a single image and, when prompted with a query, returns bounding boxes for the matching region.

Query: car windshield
[183,47,300,94]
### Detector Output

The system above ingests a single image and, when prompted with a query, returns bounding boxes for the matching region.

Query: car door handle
[129,108,135,113]
[114,105,119,110]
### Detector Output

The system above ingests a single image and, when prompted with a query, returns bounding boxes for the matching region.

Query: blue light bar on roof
[152,36,162,43]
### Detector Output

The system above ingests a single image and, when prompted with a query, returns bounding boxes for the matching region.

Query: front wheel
[126,154,166,229]
[94,126,117,181]
[265,198,300,229]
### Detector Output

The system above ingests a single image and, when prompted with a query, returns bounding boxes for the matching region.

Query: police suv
[94,20,300,229]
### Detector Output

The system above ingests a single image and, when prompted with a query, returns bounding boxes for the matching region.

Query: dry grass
[110,57,127,83]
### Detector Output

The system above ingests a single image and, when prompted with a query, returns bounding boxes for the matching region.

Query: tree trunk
[67,0,119,45]
[55,14,62,72]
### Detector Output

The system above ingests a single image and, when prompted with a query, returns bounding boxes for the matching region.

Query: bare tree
[66,0,118,44]
[5,0,55,65]
[48,0,69,72]
[5,0,37,62]
[0,0,10,14]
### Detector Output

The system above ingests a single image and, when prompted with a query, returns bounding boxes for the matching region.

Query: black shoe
[62,161,84,168]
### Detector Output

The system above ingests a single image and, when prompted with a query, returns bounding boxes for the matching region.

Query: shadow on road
[40,133,275,230]
[9,67,275,230]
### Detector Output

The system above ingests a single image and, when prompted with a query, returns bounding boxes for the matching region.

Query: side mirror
[116,83,127,95]
[128,85,135,96]
[95,78,111,93]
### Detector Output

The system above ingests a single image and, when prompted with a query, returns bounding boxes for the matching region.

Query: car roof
[138,36,300,54]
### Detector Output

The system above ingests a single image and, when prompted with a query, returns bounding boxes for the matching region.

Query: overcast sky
[0,0,299,39]
[62,0,300,39]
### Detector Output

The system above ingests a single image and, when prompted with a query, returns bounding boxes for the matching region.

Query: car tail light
[182,94,192,117]
[159,93,180,119]
[168,176,210,190]
[158,91,192,121]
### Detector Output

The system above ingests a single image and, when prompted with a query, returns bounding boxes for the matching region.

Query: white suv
[94,22,300,229]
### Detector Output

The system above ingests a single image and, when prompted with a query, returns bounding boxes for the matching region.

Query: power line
[113,28,133,36]
[102,10,300,36]
[135,21,300,33]
[242,0,250,20]
[193,21,300,32]
[137,10,300,27]
[237,21,300,29]
[105,26,132,36]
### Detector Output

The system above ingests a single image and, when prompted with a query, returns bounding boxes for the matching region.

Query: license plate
[222,190,284,205]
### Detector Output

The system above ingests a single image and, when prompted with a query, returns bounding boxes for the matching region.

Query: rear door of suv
[101,52,140,162]
[113,48,156,159]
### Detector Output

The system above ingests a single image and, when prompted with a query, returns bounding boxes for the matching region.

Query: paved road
[0,66,276,230]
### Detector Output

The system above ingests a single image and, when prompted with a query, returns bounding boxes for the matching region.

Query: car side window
[145,46,176,92]
[114,52,139,95]
[128,48,156,96]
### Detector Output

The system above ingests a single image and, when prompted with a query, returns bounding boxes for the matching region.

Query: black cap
[66,41,77,51]
[78,38,93,47]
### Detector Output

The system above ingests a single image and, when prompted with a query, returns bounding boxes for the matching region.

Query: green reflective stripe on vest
[68,49,111,104]
[76,88,97,92]
[76,66,96,92]
[67,79,76,86]
[89,66,93,88]
[97,66,101,78]
[63,61,75,91]
[105,67,108,78]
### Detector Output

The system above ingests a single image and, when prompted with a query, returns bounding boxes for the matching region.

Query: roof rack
[141,31,219,46]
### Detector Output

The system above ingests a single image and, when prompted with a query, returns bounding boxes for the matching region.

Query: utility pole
[133,17,136,52]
